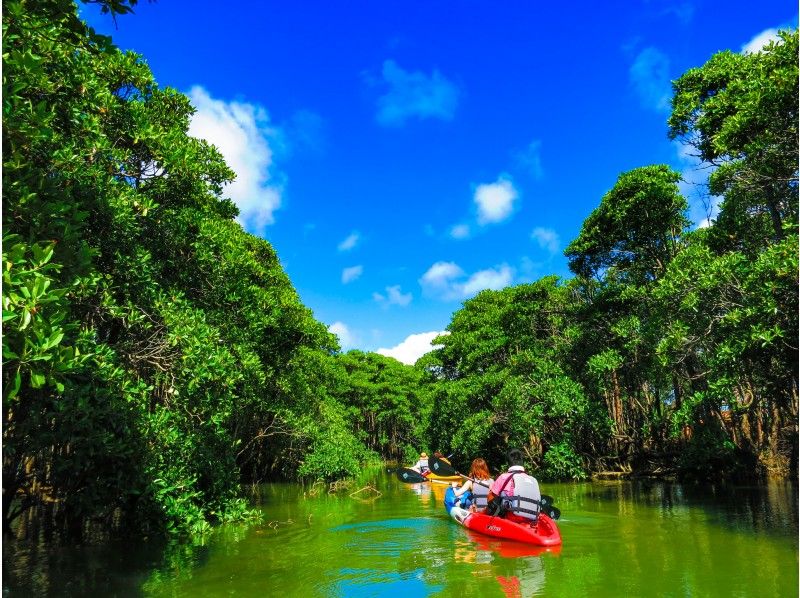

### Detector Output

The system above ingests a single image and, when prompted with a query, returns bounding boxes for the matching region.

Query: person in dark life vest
[486,449,542,524]
[450,457,493,511]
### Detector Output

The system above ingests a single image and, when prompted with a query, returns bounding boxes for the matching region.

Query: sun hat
[420,452,428,458]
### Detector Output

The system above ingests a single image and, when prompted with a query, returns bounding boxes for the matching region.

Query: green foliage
[675,422,744,483]
[565,165,688,284]
[297,402,374,481]
[669,29,798,246]
[421,279,596,473]
[424,31,797,483]
[542,441,587,481]
[1,0,366,537]
[335,351,430,460]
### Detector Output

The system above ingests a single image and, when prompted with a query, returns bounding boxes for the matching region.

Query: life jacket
[471,478,493,508]
[418,459,429,473]
[505,473,541,521]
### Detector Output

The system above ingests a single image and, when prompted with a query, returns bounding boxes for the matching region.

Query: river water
[3,471,798,596]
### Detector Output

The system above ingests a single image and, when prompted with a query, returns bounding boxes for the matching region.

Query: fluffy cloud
[375,60,459,126]
[474,177,519,225]
[373,284,413,307]
[328,321,358,350]
[187,86,283,232]
[629,47,671,112]
[341,265,363,284]
[420,261,513,300]
[449,224,471,239]
[741,28,781,54]
[376,330,448,365]
[531,227,560,255]
[461,265,514,296]
[337,231,361,252]
[419,261,464,299]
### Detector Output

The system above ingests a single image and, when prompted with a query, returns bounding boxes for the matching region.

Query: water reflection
[406,482,431,500]
[451,527,561,596]
[2,476,796,596]
[404,480,450,509]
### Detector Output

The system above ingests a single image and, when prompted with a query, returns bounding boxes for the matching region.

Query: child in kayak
[450,458,493,511]
[486,449,542,524]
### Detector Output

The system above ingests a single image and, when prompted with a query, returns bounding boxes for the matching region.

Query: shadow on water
[2,532,213,597]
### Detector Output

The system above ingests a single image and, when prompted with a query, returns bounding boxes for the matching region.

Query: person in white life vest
[411,452,429,474]
[486,448,542,524]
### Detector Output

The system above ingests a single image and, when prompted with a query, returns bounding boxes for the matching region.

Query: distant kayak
[444,487,562,546]
[396,468,461,484]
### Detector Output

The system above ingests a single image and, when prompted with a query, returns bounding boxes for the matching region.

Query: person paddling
[486,449,542,524]
[432,451,451,465]
[451,457,493,511]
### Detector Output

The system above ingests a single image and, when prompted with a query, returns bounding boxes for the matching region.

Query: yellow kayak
[426,472,461,483]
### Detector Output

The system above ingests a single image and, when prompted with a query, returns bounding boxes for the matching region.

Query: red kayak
[445,487,562,546]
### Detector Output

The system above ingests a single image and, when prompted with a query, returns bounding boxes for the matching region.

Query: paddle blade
[429,455,457,477]
[540,495,561,519]
[396,467,427,483]
[545,505,561,520]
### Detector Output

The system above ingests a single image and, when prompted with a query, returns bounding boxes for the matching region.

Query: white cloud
[373,284,413,307]
[187,86,283,232]
[341,265,363,284]
[375,60,459,126]
[474,177,519,225]
[377,330,448,365]
[629,47,671,112]
[514,140,544,180]
[461,265,514,296]
[741,28,781,54]
[420,261,513,300]
[329,321,358,350]
[338,231,361,252]
[531,227,560,255]
[419,261,464,300]
[449,224,471,239]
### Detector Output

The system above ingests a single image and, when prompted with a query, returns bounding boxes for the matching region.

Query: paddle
[395,467,428,484]
[429,455,458,477]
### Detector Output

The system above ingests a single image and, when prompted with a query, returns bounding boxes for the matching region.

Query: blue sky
[81,1,796,363]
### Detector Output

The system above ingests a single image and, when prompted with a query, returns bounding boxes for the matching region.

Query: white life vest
[506,473,541,521]
[472,478,493,508]
[417,459,429,473]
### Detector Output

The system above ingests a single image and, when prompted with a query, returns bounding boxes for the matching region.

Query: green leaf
[30,370,45,388]
[8,369,21,399]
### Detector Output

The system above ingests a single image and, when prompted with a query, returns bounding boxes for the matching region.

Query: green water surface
[3,472,798,596]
